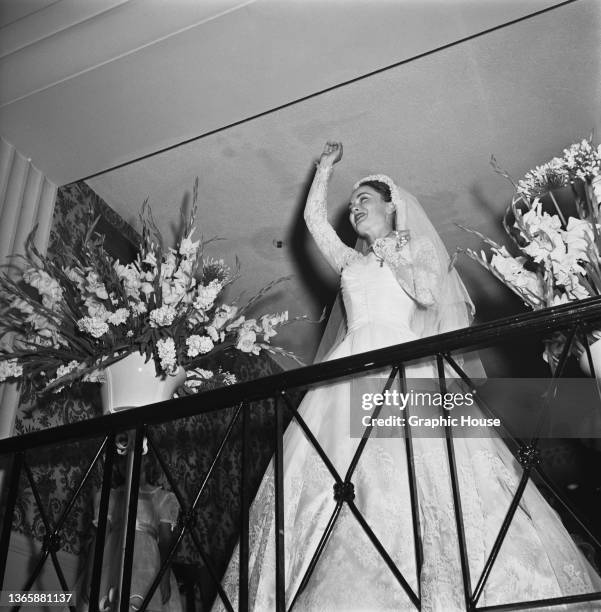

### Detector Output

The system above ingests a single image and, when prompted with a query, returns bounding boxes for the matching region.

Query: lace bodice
[341,255,417,338]
[304,164,441,307]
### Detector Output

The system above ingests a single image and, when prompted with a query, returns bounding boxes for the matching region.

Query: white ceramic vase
[100,352,186,413]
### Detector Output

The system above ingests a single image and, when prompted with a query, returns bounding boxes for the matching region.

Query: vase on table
[100,352,186,414]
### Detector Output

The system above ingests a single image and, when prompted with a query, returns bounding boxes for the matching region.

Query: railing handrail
[2,295,601,455]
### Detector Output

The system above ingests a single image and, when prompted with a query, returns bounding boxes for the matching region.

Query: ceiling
[1,0,600,366]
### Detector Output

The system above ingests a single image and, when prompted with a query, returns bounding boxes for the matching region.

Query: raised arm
[304,142,359,274]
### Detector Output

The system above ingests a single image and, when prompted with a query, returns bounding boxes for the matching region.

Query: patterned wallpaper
[12,182,299,607]
[12,180,136,556]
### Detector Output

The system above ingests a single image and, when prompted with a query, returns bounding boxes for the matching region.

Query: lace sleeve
[411,236,442,306]
[381,236,441,307]
[304,163,359,273]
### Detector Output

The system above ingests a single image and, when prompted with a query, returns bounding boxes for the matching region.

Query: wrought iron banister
[2,295,601,612]
[2,295,601,455]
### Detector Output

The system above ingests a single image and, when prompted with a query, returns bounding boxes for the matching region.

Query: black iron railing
[2,296,601,611]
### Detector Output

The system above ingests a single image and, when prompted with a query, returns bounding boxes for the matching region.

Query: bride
[213,142,601,611]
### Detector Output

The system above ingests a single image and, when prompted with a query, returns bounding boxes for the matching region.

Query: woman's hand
[319,141,343,168]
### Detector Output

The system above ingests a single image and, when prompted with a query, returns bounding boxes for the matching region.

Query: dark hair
[356,180,392,203]
[112,451,162,487]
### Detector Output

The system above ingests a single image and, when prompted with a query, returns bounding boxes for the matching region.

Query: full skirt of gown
[214,256,601,611]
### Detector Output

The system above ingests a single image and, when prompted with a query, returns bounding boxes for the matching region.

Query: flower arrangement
[0,179,299,399]
[458,137,601,367]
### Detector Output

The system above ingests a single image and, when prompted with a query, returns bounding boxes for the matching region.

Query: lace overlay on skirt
[213,257,601,611]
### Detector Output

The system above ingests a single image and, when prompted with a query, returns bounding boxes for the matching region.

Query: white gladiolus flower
[490,253,526,279]
[160,251,178,280]
[522,239,562,264]
[205,326,219,342]
[241,319,260,332]
[26,311,53,332]
[140,282,155,296]
[179,230,200,258]
[260,313,287,341]
[86,298,110,321]
[563,274,590,300]
[187,310,209,327]
[521,201,562,235]
[490,252,544,301]
[77,316,109,338]
[85,271,109,300]
[186,334,214,357]
[236,328,260,354]
[212,305,237,330]
[10,297,34,316]
[0,359,23,382]
[142,252,157,267]
[161,281,187,306]
[23,268,63,309]
[176,258,195,279]
[149,305,177,327]
[64,266,85,289]
[563,217,595,261]
[114,262,143,297]
[552,251,586,280]
[157,337,177,374]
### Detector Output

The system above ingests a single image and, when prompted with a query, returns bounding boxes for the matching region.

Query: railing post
[239,401,249,612]
[437,355,472,611]
[275,394,285,611]
[119,426,145,612]
[89,434,116,612]
[399,365,423,598]
[0,452,23,588]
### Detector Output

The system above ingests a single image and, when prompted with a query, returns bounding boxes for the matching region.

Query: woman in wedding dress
[214,142,601,611]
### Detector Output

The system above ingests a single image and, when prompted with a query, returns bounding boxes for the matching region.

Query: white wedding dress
[214,168,601,611]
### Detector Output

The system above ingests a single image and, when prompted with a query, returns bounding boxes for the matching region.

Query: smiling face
[348,184,395,242]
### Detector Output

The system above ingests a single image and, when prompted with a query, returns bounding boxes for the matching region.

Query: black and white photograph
[0,1,601,610]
